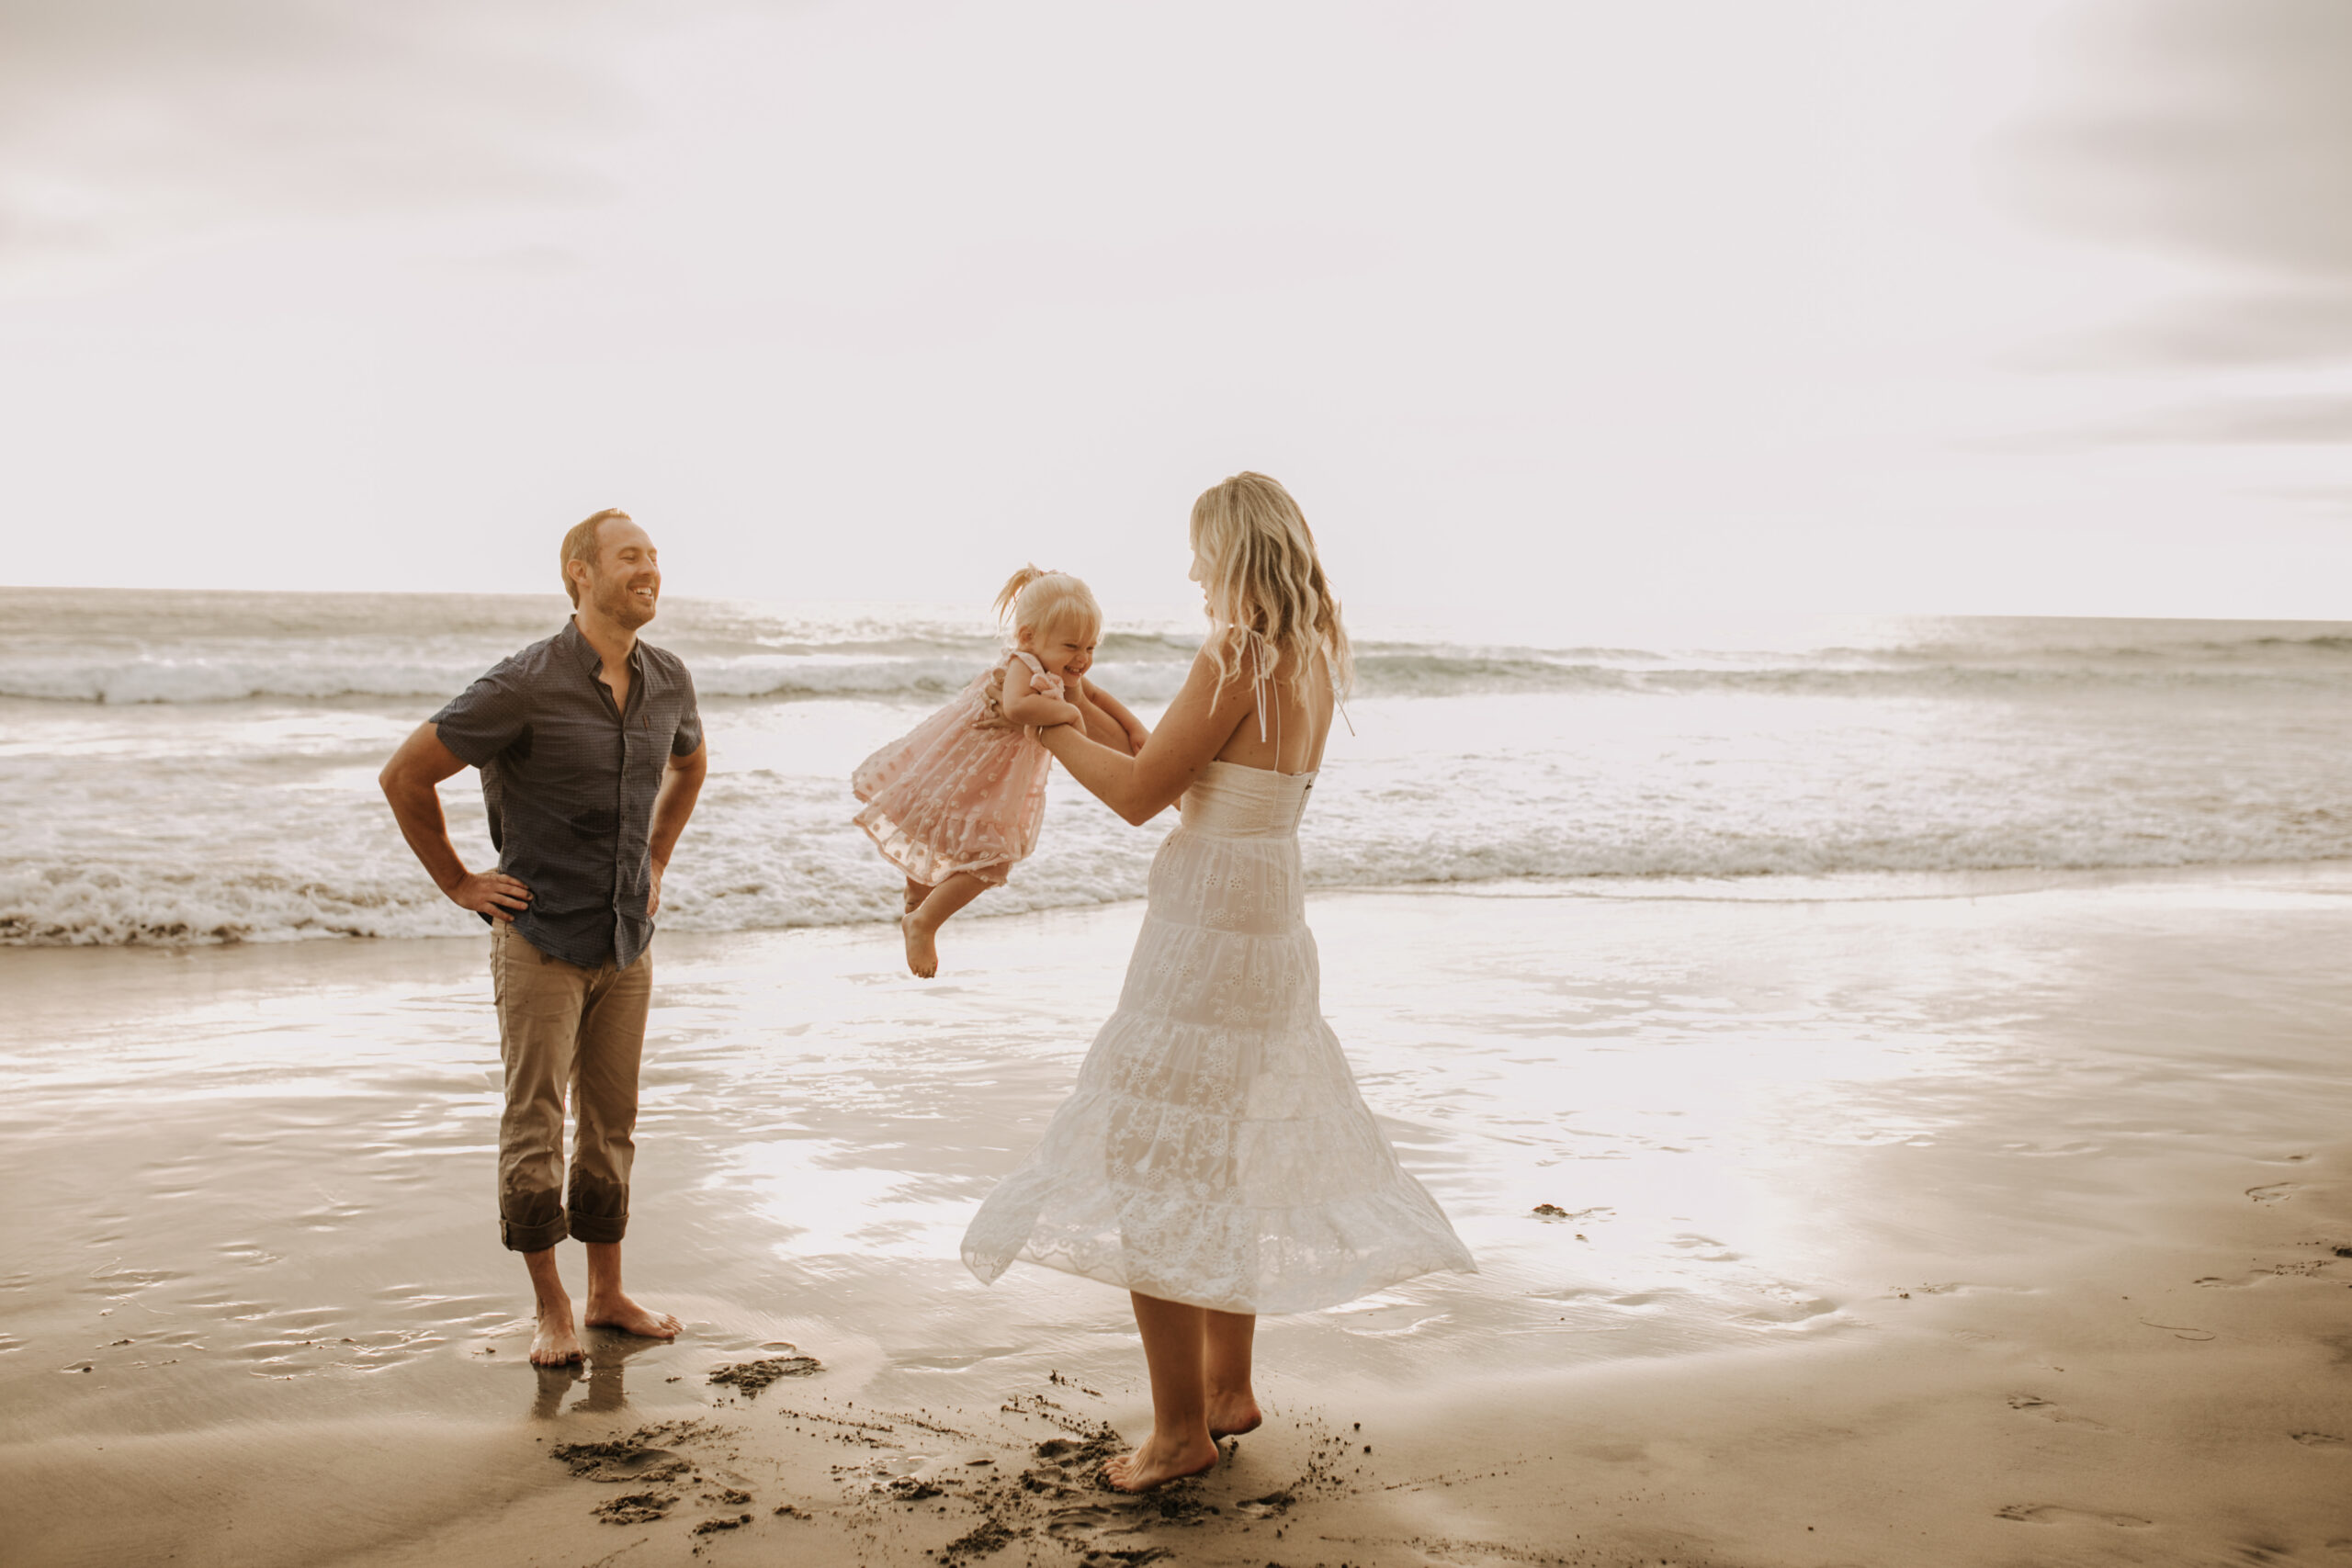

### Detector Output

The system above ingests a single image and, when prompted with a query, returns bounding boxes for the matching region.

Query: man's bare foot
[530,1307,584,1366]
[902,913,939,978]
[1206,1393,1262,1440]
[583,1292,682,1341]
[1102,1433,1219,1494]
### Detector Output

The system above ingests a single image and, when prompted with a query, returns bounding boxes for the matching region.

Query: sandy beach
[5,869,2348,1566]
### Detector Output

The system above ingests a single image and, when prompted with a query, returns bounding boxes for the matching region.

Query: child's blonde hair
[1189,471,1353,698]
[993,565,1102,645]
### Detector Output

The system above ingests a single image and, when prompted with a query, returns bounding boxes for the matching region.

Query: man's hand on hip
[447,871,531,921]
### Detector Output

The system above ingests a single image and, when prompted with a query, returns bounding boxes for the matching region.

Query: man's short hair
[560,509,631,605]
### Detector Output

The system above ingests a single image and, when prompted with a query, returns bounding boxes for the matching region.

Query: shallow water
[7,592,2350,944]
[5,867,2346,1442]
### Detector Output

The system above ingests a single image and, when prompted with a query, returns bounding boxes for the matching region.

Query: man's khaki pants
[492,921,652,1253]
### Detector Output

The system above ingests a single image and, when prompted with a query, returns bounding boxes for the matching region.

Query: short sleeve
[429,659,531,768]
[1009,649,1061,695]
[670,664,704,757]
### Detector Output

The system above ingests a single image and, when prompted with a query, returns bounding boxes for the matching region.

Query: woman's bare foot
[529,1307,584,1366]
[903,879,930,916]
[1102,1433,1219,1494]
[902,912,940,978]
[1206,1393,1262,1440]
[583,1292,682,1341]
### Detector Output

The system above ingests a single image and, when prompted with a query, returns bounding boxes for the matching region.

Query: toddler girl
[852,567,1148,976]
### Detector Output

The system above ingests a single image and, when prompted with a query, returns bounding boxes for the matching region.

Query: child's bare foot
[902,913,939,978]
[1206,1393,1262,1440]
[1102,1432,1219,1494]
[583,1292,682,1341]
[529,1306,584,1366]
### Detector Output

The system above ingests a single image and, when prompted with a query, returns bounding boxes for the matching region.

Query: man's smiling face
[578,518,661,631]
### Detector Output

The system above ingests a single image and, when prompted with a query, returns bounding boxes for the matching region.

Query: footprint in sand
[2291,1431,2347,1449]
[1041,1503,1188,1566]
[2007,1394,2111,1431]
[1996,1505,2153,1529]
[2247,1183,2301,1205]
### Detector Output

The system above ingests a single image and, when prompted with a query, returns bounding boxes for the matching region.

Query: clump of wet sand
[528,1368,1387,1565]
[706,1345,822,1398]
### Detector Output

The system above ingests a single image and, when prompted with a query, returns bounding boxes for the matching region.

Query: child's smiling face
[1023,617,1099,678]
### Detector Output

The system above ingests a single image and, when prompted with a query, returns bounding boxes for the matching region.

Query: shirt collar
[559,615,643,677]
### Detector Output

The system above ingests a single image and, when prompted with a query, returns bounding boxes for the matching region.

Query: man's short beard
[596,577,656,630]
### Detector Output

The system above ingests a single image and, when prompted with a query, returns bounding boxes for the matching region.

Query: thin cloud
[0,1,691,265]
[1990,393,2352,452]
[2262,483,2352,517]
[2030,288,2352,370]
[2005,0,2352,367]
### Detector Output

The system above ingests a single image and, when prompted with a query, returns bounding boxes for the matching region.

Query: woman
[960,471,1475,1492]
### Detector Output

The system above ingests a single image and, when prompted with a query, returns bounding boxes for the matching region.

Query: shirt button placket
[614,723,630,956]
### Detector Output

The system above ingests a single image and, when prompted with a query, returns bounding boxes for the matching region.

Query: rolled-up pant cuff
[502,1211,571,1253]
[566,1170,628,1245]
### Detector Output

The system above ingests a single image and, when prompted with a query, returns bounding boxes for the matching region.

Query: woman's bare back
[1211,650,1335,776]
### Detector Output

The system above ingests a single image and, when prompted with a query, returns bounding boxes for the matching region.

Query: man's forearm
[648,761,706,869]
[383,778,469,893]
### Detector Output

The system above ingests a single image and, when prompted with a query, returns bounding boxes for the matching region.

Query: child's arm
[1073,677,1150,756]
[1060,678,1130,754]
[997,654,1083,729]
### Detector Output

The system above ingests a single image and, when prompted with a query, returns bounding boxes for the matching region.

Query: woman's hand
[1035,647,1258,825]
[1072,675,1152,756]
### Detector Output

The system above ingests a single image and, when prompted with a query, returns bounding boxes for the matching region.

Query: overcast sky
[3,0,2346,626]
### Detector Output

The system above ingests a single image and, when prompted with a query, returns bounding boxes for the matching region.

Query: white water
[4,588,2348,944]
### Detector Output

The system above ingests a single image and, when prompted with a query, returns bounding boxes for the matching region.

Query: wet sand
[3,870,2349,1566]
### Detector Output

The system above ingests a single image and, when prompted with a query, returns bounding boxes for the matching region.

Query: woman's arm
[998,654,1083,728]
[1037,649,1252,825]
[1063,680,1134,753]
[1079,678,1152,754]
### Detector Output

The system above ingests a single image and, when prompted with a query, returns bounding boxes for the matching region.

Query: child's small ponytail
[993,564,1104,645]
[994,565,1049,625]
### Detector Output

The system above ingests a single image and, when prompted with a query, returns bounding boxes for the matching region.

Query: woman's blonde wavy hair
[1189,471,1352,699]
[992,565,1102,644]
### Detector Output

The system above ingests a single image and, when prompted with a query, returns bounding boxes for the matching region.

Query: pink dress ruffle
[852,651,1064,888]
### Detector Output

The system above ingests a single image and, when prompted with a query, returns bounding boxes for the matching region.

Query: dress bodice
[1179,759,1316,838]
[1007,649,1065,700]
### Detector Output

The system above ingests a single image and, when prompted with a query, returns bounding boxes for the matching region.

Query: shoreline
[5,855,2346,959]
[5,874,2348,1564]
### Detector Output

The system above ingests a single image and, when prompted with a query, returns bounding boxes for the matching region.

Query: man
[380,508,707,1366]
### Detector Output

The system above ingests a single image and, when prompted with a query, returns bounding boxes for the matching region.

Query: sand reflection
[5,870,2348,1562]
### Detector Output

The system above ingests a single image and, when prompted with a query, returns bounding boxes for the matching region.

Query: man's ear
[565,556,592,598]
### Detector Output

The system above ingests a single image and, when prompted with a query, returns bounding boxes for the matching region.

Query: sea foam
[4,590,2348,945]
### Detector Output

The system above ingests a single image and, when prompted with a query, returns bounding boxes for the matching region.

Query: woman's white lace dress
[960,759,1476,1314]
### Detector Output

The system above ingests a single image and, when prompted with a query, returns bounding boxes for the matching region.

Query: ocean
[4,586,2348,946]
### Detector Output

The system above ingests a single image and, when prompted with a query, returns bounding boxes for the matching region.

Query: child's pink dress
[853,650,1064,887]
